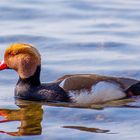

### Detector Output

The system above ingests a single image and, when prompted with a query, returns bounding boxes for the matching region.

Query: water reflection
[0,99,119,137]
[0,100,43,136]
[63,126,110,133]
[0,100,109,137]
[0,98,140,137]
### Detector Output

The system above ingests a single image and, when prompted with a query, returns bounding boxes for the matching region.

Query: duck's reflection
[0,100,114,136]
[63,126,110,133]
[0,100,43,136]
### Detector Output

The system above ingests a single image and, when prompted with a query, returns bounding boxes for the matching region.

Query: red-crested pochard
[0,43,140,103]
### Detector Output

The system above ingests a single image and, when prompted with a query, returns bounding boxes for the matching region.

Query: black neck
[17,65,41,86]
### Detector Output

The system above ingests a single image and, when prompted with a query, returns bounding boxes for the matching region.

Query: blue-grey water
[0,0,140,139]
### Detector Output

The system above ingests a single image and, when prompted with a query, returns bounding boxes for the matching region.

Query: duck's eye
[8,51,17,56]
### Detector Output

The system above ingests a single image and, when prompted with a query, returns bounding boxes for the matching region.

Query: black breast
[15,65,70,102]
[15,82,70,102]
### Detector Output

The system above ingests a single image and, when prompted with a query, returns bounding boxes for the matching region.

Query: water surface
[0,0,140,139]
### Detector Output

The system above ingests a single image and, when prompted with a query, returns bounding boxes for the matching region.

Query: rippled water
[0,0,140,139]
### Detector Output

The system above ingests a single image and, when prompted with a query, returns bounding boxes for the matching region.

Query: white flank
[59,79,66,88]
[69,81,126,104]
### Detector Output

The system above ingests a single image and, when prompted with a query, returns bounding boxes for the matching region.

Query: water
[0,0,140,139]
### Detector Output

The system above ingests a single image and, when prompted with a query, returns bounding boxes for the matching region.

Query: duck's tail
[125,82,140,97]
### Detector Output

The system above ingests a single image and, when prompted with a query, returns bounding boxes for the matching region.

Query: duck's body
[0,43,140,104]
[57,73,139,103]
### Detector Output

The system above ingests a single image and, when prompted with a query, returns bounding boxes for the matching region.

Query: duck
[0,43,140,104]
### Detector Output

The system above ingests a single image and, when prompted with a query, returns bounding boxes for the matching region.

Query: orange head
[0,43,41,79]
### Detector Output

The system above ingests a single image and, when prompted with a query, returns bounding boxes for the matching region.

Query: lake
[0,0,140,139]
